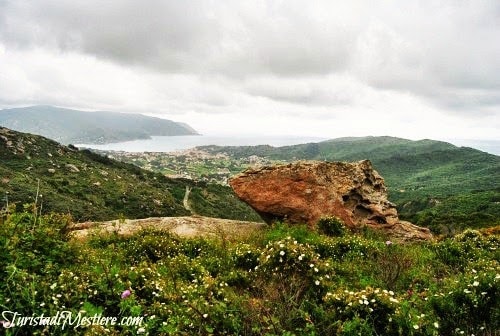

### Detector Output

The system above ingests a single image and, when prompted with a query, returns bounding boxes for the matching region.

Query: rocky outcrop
[230,160,432,241]
[69,216,266,240]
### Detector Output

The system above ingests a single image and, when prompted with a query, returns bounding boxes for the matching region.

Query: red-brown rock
[229,160,432,241]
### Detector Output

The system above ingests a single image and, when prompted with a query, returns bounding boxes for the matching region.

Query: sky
[0,1,499,140]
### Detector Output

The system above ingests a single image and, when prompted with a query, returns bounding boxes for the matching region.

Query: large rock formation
[229,160,432,241]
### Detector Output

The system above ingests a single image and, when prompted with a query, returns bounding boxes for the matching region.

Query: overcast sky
[0,1,499,140]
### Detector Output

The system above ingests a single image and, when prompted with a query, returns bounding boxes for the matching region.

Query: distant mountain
[0,105,198,144]
[0,127,259,222]
[199,136,500,233]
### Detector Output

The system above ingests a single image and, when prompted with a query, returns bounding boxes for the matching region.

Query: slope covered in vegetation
[0,105,198,144]
[0,210,498,335]
[199,136,500,233]
[0,127,260,222]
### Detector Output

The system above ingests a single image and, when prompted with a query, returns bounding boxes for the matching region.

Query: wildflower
[413,325,419,329]
[298,255,303,261]
[315,280,320,285]
[385,240,393,246]
[463,289,471,294]
[137,327,146,333]
[203,314,208,318]
[121,289,131,299]
[472,281,479,287]
[434,322,439,328]
[279,251,285,256]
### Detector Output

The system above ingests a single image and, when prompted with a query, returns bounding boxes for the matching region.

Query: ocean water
[75,135,500,156]
[75,135,328,153]
[444,139,500,156]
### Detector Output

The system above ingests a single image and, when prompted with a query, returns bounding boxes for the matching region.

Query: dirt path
[69,216,266,240]
[183,186,192,213]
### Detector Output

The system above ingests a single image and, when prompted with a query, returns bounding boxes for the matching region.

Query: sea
[75,135,500,156]
[75,135,328,153]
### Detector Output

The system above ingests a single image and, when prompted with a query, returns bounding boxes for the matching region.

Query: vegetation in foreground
[1,209,498,335]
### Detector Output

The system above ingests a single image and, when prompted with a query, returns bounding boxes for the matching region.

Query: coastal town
[99,148,282,185]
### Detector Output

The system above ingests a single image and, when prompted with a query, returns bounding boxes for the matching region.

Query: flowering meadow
[0,210,498,335]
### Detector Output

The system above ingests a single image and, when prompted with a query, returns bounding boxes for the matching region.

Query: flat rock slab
[69,216,266,239]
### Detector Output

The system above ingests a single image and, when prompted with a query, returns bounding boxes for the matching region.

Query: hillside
[0,127,260,222]
[0,105,198,144]
[195,137,500,232]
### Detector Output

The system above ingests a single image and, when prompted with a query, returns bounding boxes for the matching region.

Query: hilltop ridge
[0,105,198,144]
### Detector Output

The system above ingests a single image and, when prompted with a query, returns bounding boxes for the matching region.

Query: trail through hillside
[183,186,192,213]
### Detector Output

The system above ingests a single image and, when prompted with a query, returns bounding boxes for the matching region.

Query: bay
[75,135,328,153]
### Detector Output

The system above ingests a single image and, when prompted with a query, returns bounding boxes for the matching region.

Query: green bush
[1,209,499,335]
[317,216,347,237]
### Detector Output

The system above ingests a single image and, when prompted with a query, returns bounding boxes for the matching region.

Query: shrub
[428,260,500,335]
[315,235,381,260]
[317,216,346,237]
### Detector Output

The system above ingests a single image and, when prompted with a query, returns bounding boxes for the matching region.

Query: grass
[1,208,498,335]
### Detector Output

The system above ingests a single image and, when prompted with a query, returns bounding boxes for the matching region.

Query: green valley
[105,136,500,234]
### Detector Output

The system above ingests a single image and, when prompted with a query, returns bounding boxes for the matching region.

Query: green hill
[0,105,198,144]
[0,127,260,222]
[200,136,500,233]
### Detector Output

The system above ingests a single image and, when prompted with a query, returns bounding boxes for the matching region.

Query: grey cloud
[0,1,356,76]
[0,0,499,115]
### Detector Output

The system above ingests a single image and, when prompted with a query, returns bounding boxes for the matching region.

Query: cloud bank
[0,0,498,139]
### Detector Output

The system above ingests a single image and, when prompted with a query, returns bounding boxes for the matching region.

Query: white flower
[434,322,439,328]
[203,314,208,318]
[137,327,146,333]
[464,289,471,294]
[413,325,419,329]
[298,255,303,261]
[472,281,479,287]
[280,251,285,256]
[315,280,320,285]
[310,264,314,268]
